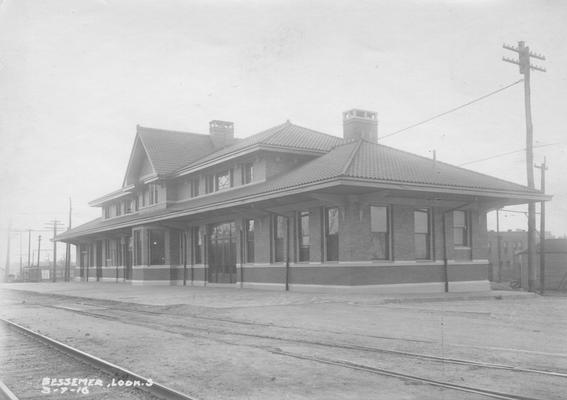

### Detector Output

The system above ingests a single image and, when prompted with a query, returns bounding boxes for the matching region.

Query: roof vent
[209,120,234,149]
[342,109,378,143]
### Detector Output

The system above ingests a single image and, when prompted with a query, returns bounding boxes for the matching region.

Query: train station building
[56,109,548,293]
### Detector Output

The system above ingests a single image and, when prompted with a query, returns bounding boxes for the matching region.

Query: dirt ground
[0,283,566,399]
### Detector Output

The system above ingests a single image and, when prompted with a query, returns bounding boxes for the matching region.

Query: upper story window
[205,175,214,194]
[116,202,122,216]
[149,183,159,205]
[124,199,133,214]
[104,206,110,219]
[453,210,469,247]
[242,162,253,185]
[190,178,200,197]
[216,170,232,191]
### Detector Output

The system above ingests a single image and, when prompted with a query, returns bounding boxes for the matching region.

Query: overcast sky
[1,0,566,267]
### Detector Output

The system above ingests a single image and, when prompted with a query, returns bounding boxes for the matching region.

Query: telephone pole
[4,222,11,281]
[496,209,502,282]
[27,229,32,268]
[535,158,548,295]
[37,235,42,269]
[64,198,72,282]
[44,220,65,282]
[503,41,546,292]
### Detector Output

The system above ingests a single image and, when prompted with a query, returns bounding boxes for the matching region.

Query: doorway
[208,222,237,283]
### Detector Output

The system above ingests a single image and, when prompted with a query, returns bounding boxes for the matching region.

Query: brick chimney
[342,109,378,143]
[209,120,235,148]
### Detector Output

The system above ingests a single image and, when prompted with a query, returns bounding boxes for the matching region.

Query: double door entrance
[208,222,237,283]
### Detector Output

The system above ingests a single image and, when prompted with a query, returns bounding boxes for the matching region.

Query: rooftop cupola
[209,120,235,148]
[342,109,378,143]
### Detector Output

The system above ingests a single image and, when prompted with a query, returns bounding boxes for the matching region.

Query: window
[192,226,202,264]
[297,211,310,262]
[205,175,214,194]
[191,178,200,197]
[245,219,255,263]
[124,199,132,214]
[104,239,111,266]
[134,230,142,265]
[216,170,232,191]
[242,162,253,185]
[453,210,469,246]
[149,230,166,265]
[149,183,159,204]
[414,209,430,259]
[273,215,285,262]
[169,231,180,265]
[116,202,122,216]
[326,207,339,261]
[370,206,389,260]
[104,206,110,219]
[116,238,123,266]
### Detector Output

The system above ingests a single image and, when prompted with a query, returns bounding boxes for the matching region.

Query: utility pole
[503,41,546,292]
[65,198,72,282]
[27,229,31,268]
[44,220,64,282]
[535,158,548,295]
[37,235,42,270]
[19,233,23,280]
[4,222,11,281]
[496,209,502,282]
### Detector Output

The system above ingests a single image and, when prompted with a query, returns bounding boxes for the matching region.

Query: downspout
[442,213,449,293]
[190,230,194,285]
[183,231,187,286]
[239,228,244,288]
[285,216,290,291]
[203,233,208,287]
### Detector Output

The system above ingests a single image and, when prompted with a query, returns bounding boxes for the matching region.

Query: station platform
[0,282,537,308]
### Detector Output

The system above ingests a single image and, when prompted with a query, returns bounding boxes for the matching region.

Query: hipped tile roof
[58,123,546,241]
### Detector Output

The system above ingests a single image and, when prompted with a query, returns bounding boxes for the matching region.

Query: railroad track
[270,349,543,400]
[37,302,567,380]
[1,312,551,400]
[5,293,566,399]
[0,318,198,400]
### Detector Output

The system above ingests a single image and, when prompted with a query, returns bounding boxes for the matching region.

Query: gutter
[57,175,549,242]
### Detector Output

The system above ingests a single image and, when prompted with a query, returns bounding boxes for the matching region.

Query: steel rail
[0,318,199,400]
[271,349,543,400]
[41,302,567,380]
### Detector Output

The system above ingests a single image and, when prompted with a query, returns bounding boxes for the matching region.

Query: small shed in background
[519,239,567,291]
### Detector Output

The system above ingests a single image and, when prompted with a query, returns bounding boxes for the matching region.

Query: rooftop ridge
[341,139,364,176]
[137,125,209,138]
[285,121,343,142]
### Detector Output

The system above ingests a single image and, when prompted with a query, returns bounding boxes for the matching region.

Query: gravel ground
[0,283,566,399]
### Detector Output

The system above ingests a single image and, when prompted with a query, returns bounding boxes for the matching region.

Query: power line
[381,79,524,140]
[458,142,562,167]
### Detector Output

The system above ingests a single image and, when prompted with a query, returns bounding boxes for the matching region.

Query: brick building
[56,109,548,293]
